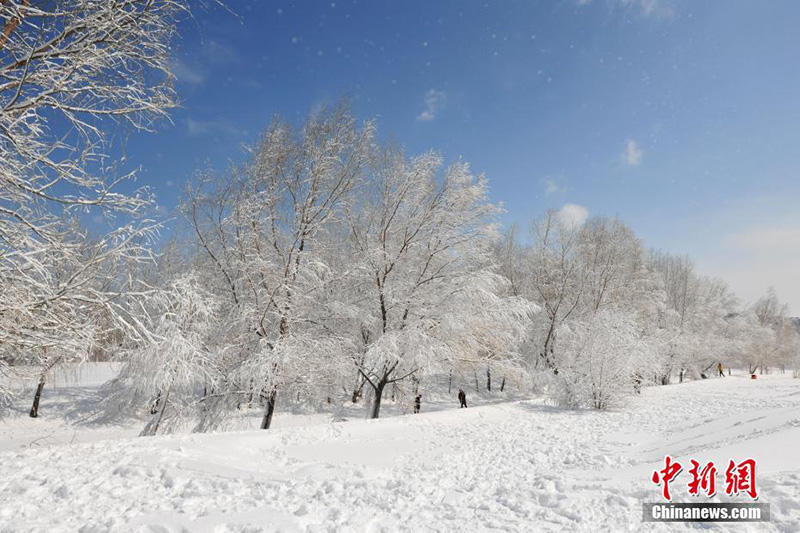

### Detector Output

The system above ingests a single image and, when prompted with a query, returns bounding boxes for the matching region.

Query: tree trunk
[29,375,45,418]
[369,379,387,419]
[150,390,162,414]
[486,367,491,392]
[149,387,170,435]
[260,388,277,430]
[500,377,506,392]
[351,370,368,403]
[474,370,480,394]
[541,319,557,371]
[141,384,172,436]
[448,369,452,394]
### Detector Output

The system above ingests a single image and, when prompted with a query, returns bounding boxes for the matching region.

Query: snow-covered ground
[1,369,799,532]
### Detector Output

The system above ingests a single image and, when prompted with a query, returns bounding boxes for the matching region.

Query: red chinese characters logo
[725,459,758,499]
[651,455,683,500]
[687,459,717,497]
[651,457,758,500]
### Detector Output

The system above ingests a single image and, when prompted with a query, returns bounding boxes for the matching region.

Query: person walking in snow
[413,394,422,414]
[718,362,725,377]
[458,388,468,408]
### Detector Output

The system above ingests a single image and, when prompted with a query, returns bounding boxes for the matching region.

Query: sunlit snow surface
[1,367,800,532]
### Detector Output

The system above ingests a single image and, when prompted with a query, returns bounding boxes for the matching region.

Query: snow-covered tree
[344,147,533,418]
[184,105,375,429]
[735,288,798,375]
[0,0,190,408]
[646,251,738,383]
[520,210,585,373]
[553,309,645,409]
[507,214,650,364]
[111,273,219,436]
[496,215,709,406]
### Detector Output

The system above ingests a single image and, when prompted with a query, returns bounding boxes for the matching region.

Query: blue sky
[126,0,800,313]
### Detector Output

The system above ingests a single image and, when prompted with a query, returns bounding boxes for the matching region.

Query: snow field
[1,372,799,532]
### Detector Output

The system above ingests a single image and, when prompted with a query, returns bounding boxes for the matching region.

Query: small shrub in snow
[551,310,644,410]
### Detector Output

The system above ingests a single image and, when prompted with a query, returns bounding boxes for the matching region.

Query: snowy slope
[1,373,799,532]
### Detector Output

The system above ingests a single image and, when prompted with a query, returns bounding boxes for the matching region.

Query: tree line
[1,1,797,435]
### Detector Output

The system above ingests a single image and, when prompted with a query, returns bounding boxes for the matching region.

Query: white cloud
[621,0,660,17]
[621,139,643,166]
[417,89,447,122]
[727,226,800,254]
[698,223,800,315]
[169,59,205,85]
[544,178,559,195]
[556,203,589,229]
[187,118,211,136]
[168,40,239,87]
[203,39,240,66]
[187,117,242,139]
[578,0,667,17]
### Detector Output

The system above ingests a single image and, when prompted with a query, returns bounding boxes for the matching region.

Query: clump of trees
[0,0,190,414]
[131,106,534,432]
[115,104,799,430]
[495,211,799,409]
[1,1,797,433]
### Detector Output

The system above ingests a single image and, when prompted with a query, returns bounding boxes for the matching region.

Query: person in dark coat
[458,388,467,408]
[413,394,422,414]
